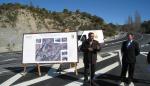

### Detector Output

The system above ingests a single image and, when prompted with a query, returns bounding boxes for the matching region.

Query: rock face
[0,9,59,52]
[0,4,105,52]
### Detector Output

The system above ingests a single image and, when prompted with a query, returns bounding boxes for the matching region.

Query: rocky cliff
[0,3,105,52]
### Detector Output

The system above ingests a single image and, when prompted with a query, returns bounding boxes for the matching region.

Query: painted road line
[13,64,60,86]
[65,62,119,86]
[95,62,119,77]
[0,67,33,86]
[115,50,122,65]
[0,70,10,75]
[62,53,103,73]
[111,40,126,45]
[0,58,17,63]
[63,52,118,73]
[98,52,117,62]
[141,44,149,48]
[13,56,87,86]
[140,52,148,57]
[6,51,118,86]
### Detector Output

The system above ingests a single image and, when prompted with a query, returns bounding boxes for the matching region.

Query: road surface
[0,33,150,86]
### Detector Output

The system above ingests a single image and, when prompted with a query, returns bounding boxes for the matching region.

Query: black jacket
[80,39,101,64]
[147,51,150,64]
[121,40,140,63]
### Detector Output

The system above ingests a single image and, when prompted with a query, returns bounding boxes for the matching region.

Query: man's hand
[97,45,100,50]
[88,48,93,51]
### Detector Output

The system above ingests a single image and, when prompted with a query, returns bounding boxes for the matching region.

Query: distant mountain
[0,3,116,52]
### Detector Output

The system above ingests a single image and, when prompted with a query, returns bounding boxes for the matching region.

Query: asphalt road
[0,33,150,86]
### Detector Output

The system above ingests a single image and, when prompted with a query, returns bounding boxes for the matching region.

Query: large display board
[23,32,78,63]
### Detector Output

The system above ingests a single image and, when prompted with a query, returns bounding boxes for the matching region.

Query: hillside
[0,3,116,52]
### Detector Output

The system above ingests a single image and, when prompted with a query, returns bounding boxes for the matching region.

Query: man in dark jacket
[121,33,140,84]
[80,32,101,82]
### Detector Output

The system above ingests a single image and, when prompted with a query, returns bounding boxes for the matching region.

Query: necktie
[127,41,131,47]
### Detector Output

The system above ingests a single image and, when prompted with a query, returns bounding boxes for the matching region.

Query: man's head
[88,32,94,41]
[127,33,134,41]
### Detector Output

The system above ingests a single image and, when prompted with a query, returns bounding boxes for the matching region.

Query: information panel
[23,32,78,63]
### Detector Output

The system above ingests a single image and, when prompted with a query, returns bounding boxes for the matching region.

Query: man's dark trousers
[121,62,135,80]
[84,61,96,80]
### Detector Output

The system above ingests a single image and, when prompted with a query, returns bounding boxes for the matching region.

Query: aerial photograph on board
[36,37,68,61]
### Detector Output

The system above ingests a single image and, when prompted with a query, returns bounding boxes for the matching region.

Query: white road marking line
[140,52,148,53]
[111,40,126,45]
[65,50,120,86]
[95,62,119,77]
[13,64,60,86]
[115,50,122,65]
[65,62,119,86]
[63,51,118,73]
[0,58,17,63]
[0,68,33,86]
[140,52,148,57]
[0,70,10,74]
[4,51,118,86]
[98,52,117,62]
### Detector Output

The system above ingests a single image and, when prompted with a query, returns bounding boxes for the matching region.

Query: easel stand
[70,63,78,75]
[22,62,78,77]
[57,64,63,74]
[37,64,41,76]
[22,63,41,76]
[22,64,26,73]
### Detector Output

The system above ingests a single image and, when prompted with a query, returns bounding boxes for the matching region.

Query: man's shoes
[120,82,125,86]
[126,80,131,84]
[126,78,132,84]
[120,76,126,82]
[91,80,98,86]
[84,78,88,83]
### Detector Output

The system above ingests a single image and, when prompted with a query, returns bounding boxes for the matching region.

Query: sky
[0,0,150,25]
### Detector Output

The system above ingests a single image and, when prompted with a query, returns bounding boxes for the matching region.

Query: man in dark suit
[121,33,140,84]
[80,32,101,82]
